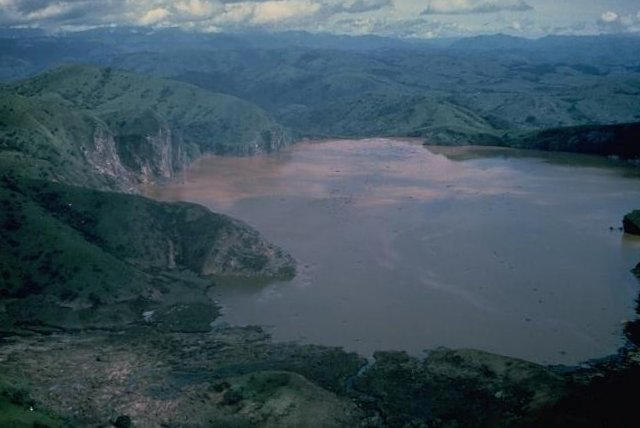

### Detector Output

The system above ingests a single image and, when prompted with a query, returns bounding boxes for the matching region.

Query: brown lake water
[147,139,640,365]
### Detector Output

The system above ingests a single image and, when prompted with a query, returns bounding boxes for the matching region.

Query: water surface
[147,139,640,365]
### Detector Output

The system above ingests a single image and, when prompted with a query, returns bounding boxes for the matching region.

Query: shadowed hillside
[504,122,640,159]
[0,175,295,334]
[428,121,640,159]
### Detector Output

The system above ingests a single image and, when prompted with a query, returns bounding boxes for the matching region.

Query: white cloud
[600,10,619,23]
[251,0,321,24]
[139,7,170,25]
[24,3,71,20]
[175,0,215,17]
[216,3,254,23]
[0,0,639,38]
[331,0,392,14]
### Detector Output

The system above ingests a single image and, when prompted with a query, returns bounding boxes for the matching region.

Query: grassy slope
[0,66,300,424]
[0,175,294,333]
[2,32,640,146]
[0,89,110,187]
[13,65,287,153]
[504,122,640,158]
[0,65,290,190]
[0,377,67,427]
[132,49,505,140]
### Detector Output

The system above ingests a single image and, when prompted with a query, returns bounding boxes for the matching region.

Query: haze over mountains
[1,29,640,145]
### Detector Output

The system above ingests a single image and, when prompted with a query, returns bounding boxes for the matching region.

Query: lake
[147,139,640,365]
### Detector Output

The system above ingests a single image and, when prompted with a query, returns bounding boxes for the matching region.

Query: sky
[0,0,639,38]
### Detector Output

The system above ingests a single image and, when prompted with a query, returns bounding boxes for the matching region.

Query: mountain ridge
[1,64,292,192]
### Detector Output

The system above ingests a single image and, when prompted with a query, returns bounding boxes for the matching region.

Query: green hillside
[0,175,295,334]
[0,66,297,334]
[0,65,291,191]
[276,92,502,141]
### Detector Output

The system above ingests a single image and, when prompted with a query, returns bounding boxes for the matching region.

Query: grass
[0,379,65,427]
[12,65,288,153]
[0,65,291,191]
[0,174,294,333]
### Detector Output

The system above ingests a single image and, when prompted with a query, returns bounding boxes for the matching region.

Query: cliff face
[88,116,293,190]
[245,126,293,155]
[82,121,189,192]
[84,127,137,191]
[109,111,191,187]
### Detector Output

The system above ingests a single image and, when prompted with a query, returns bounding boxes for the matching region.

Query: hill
[504,122,640,158]
[111,47,640,140]
[0,175,295,334]
[0,65,291,191]
[0,66,297,334]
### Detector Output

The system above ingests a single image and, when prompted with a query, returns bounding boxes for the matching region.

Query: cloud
[0,0,124,26]
[0,0,638,38]
[175,0,216,17]
[251,0,321,24]
[335,0,392,14]
[600,11,619,23]
[139,7,170,25]
[595,9,640,34]
[421,0,533,15]
[0,0,393,29]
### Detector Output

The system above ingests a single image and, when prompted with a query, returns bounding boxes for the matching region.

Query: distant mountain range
[1,29,639,151]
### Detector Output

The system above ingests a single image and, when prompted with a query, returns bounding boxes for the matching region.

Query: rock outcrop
[623,210,640,235]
